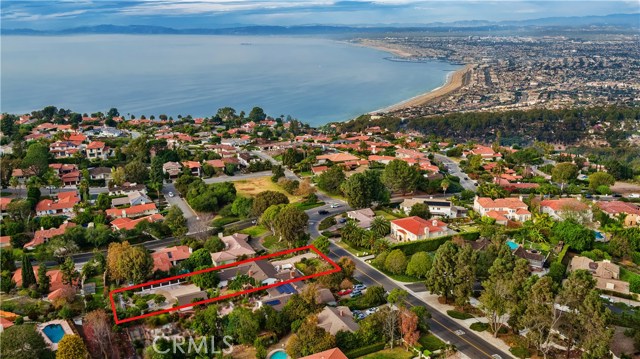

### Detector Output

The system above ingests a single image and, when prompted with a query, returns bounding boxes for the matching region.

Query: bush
[447,310,473,320]
[344,342,385,358]
[470,322,489,331]
[391,232,480,255]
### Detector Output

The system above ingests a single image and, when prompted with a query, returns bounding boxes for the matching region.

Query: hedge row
[556,244,570,264]
[344,342,386,358]
[390,231,480,255]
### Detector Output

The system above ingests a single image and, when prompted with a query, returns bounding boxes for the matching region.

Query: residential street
[433,153,477,192]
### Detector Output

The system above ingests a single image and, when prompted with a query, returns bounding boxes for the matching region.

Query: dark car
[318,210,329,215]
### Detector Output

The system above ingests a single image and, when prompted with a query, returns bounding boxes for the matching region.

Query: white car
[168,192,175,197]
[330,203,341,208]
[353,284,367,291]
[365,307,379,315]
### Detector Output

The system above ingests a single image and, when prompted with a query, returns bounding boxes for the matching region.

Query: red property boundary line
[109,244,341,324]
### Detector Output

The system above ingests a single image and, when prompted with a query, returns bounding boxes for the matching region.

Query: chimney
[41,227,44,231]
[432,220,438,226]
[290,271,295,279]
[339,309,344,317]
[519,195,524,201]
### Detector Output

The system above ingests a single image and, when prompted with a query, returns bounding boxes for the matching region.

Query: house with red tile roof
[311,166,328,175]
[0,197,12,216]
[182,161,202,177]
[300,348,348,359]
[390,216,451,241]
[540,198,591,221]
[204,159,226,170]
[12,267,69,299]
[367,155,396,165]
[106,203,158,219]
[49,141,80,159]
[24,222,75,250]
[0,317,14,332]
[35,191,80,217]
[152,245,193,272]
[60,171,81,186]
[110,213,164,231]
[465,145,502,160]
[85,141,112,160]
[596,201,640,227]
[317,152,360,164]
[65,133,87,144]
[473,196,531,224]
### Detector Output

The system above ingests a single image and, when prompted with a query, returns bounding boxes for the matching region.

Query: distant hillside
[2,13,638,36]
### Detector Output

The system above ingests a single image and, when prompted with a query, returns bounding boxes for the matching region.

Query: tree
[341,170,389,209]
[107,242,153,284]
[0,324,51,359]
[37,264,50,295]
[231,196,253,218]
[165,206,188,237]
[576,291,613,358]
[251,190,289,217]
[520,276,561,359]
[21,254,36,289]
[426,242,458,302]
[47,237,80,262]
[60,257,79,286]
[124,160,149,183]
[248,106,267,121]
[282,148,303,169]
[271,165,285,183]
[551,163,578,192]
[387,288,408,307]
[370,216,390,237]
[286,316,335,358]
[22,142,49,177]
[550,220,594,251]
[84,310,113,359]
[381,160,420,195]
[149,157,164,196]
[405,252,432,279]
[384,249,408,275]
[312,235,330,254]
[204,236,225,253]
[56,334,88,359]
[273,205,309,246]
[452,245,477,307]
[588,171,615,192]
[185,248,213,271]
[400,309,420,350]
[316,166,346,195]
[225,307,260,345]
[441,178,451,195]
[191,266,219,288]
[110,167,126,187]
[409,203,431,220]
[380,306,400,349]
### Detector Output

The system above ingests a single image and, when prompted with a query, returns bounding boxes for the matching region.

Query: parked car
[337,289,353,296]
[318,210,329,215]
[365,307,378,315]
[350,290,362,298]
[168,192,175,197]
[330,203,341,208]
[338,218,347,224]
[353,284,367,291]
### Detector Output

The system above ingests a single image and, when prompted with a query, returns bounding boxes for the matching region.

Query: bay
[1,35,458,126]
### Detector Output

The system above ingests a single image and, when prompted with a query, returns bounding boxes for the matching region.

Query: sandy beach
[355,38,473,113]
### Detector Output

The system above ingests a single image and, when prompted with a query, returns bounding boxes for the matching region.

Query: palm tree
[370,216,391,237]
[441,179,451,196]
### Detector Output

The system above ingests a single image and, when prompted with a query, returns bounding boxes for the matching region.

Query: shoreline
[353,38,473,113]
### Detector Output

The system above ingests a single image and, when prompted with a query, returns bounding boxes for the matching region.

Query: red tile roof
[391,216,447,236]
[24,222,75,249]
[596,201,640,216]
[152,245,192,272]
[540,198,589,212]
[35,192,80,212]
[86,141,106,149]
[317,153,360,163]
[0,197,11,211]
[12,268,64,292]
[106,203,157,218]
[110,213,164,231]
[300,348,348,359]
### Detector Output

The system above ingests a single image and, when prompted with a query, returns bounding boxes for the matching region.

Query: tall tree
[452,245,477,307]
[520,276,562,359]
[286,316,335,358]
[60,257,79,286]
[400,309,420,350]
[0,324,51,359]
[405,252,432,279]
[22,142,49,177]
[124,160,149,183]
[551,162,578,192]
[381,160,420,195]
[37,264,51,295]
[370,216,391,237]
[164,206,188,237]
[587,171,615,192]
[426,242,458,303]
[106,242,153,284]
[84,310,113,359]
[21,254,37,289]
[251,190,289,217]
[224,307,260,345]
[409,203,431,220]
[478,247,519,337]
[341,170,389,209]
[273,204,309,246]
[316,165,346,195]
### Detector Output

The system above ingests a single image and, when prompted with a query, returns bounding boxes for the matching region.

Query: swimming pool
[506,241,519,250]
[594,231,605,240]
[269,350,288,359]
[42,324,65,343]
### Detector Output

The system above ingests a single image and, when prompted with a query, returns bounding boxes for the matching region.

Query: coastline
[353,38,472,113]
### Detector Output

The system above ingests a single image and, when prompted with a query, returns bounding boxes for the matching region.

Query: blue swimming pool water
[506,241,519,250]
[270,350,288,359]
[594,231,605,240]
[42,324,65,343]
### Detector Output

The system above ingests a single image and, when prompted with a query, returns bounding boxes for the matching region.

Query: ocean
[1,35,458,126]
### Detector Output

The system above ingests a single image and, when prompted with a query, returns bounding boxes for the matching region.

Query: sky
[1,0,639,29]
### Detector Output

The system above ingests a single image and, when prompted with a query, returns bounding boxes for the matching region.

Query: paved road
[433,154,476,192]
[327,243,513,359]
[161,182,204,234]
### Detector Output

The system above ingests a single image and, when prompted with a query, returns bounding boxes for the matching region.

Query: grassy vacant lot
[262,235,288,252]
[233,176,302,202]
[360,347,414,359]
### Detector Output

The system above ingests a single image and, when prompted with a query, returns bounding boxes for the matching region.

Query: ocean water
[1,35,458,126]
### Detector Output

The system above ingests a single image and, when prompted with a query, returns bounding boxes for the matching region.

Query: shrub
[344,342,385,358]
[470,322,489,331]
[446,310,473,320]
[391,232,480,255]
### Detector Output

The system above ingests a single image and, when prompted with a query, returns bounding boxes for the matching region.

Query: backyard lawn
[418,334,446,352]
[262,235,288,252]
[233,176,302,202]
[374,209,404,220]
[360,347,414,359]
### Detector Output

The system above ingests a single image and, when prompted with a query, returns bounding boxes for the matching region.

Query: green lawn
[370,263,422,283]
[418,334,446,352]
[212,215,240,227]
[374,209,404,220]
[360,347,414,359]
[620,268,640,293]
[239,225,269,237]
[336,241,371,257]
[294,201,325,211]
[262,235,288,252]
